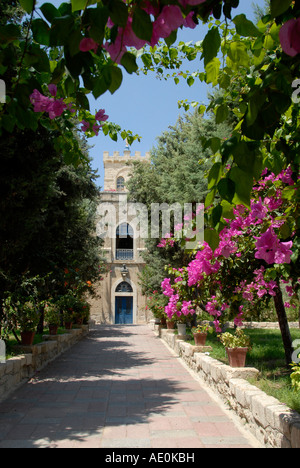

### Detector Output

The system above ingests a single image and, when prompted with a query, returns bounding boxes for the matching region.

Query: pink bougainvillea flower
[30,89,51,113]
[274,240,293,264]
[48,84,57,97]
[183,11,197,29]
[279,18,300,57]
[47,99,67,119]
[250,197,268,221]
[80,120,90,132]
[30,89,66,118]
[104,34,127,63]
[254,227,280,263]
[151,5,184,45]
[92,124,101,136]
[254,227,293,264]
[161,278,174,297]
[178,0,206,7]
[123,17,147,50]
[79,38,99,53]
[95,109,109,122]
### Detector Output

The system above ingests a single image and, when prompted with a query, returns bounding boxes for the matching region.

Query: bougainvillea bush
[160,165,299,364]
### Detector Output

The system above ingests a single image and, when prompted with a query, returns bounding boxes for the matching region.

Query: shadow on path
[0,325,193,448]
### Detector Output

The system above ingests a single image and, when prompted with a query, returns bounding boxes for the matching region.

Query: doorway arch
[113,279,135,324]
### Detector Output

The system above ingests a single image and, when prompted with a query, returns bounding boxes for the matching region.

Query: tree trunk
[37,307,44,335]
[273,283,293,366]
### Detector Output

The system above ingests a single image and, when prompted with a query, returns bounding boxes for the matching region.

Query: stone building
[90,148,151,324]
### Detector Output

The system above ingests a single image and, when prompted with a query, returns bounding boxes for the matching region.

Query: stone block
[209,360,226,382]
[0,363,6,378]
[224,367,259,382]
[291,423,300,448]
[24,354,33,366]
[5,359,14,374]
[251,393,280,428]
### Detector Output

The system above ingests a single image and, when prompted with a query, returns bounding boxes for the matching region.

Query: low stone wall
[222,321,299,330]
[0,326,89,402]
[155,326,300,449]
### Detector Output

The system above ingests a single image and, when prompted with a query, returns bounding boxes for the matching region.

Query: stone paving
[0,325,261,448]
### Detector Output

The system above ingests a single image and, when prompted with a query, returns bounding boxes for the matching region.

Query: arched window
[116,223,134,260]
[116,281,133,293]
[117,176,125,191]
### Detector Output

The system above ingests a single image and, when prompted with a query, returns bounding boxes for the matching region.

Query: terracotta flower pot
[226,347,248,368]
[166,320,175,330]
[64,322,73,330]
[193,332,207,346]
[161,317,167,326]
[20,331,35,346]
[49,324,58,336]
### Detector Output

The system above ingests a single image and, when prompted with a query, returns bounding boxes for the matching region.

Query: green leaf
[231,141,262,178]
[108,66,123,94]
[208,162,222,189]
[215,104,228,124]
[217,178,235,203]
[83,6,109,44]
[50,15,75,46]
[270,0,291,18]
[76,91,90,110]
[23,44,50,72]
[71,0,97,12]
[205,57,220,86]
[221,200,234,219]
[40,3,60,22]
[108,0,128,28]
[120,52,138,74]
[31,19,50,46]
[205,189,216,208]
[229,167,253,207]
[228,42,249,68]
[204,228,220,251]
[212,204,222,227]
[19,0,35,13]
[233,14,262,37]
[201,27,221,67]
[0,24,21,43]
[220,136,238,164]
[246,90,267,127]
[132,8,153,42]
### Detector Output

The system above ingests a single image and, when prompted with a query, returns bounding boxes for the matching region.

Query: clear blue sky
[37,1,266,187]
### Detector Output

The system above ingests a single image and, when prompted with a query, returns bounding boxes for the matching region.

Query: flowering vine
[160,166,299,338]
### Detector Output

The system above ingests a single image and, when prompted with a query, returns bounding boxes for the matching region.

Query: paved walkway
[0,325,261,448]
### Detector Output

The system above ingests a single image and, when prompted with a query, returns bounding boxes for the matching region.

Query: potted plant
[44,301,61,335]
[73,298,90,325]
[218,328,252,368]
[192,323,213,346]
[58,294,77,330]
[166,318,176,329]
[147,292,168,326]
[17,300,40,345]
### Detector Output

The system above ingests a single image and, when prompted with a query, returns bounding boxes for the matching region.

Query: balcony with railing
[116,249,134,261]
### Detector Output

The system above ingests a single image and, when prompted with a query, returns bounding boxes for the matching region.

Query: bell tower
[90,147,151,324]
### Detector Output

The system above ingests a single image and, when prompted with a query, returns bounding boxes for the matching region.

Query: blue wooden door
[115,297,133,324]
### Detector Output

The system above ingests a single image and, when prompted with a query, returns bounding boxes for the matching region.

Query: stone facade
[90,149,151,324]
